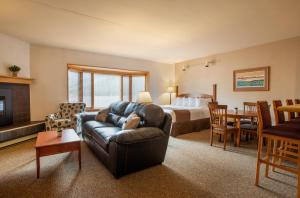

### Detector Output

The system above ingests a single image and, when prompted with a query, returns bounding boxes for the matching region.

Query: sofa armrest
[161,113,172,135]
[80,112,98,123]
[110,127,166,144]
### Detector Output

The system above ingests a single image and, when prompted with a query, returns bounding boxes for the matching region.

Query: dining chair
[295,99,300,118]
[273,100,286,126]
[256,101,300,197]
[240,102,258,141]
[208,103,239,150]
[286,99,296,121]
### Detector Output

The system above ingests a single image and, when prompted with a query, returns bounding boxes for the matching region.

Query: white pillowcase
[187,97,196,107]
[174,97,183,106]
[195,98,211,107]
[182,97,189,107]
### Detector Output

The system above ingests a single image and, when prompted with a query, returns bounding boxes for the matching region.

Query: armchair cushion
[52,119,72,128]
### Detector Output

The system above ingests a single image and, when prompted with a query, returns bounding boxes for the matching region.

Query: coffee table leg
[78,143,81,169]
[36,149,40,178]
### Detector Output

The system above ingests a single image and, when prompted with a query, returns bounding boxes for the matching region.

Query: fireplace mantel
[0,75,34,85]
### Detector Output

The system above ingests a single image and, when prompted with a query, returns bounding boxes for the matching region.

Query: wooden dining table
[277,104,300,113]
[227,110,258,147]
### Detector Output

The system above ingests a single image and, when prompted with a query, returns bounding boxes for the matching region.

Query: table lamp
[167,86,175,104]
[137,91,152,104]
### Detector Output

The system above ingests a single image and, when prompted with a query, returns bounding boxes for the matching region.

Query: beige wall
[30,45,174,121]
[0,33,30,77]
[175,36,300,110]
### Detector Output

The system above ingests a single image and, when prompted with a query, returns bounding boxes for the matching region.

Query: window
[82,72,92,107]
[67,64,148,109]
[94,74,121,108]
[132,76,146,102]
[68,70,80,102]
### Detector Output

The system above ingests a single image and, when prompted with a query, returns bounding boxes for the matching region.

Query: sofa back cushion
[124,103,144,117]
[106,113,122,126]
[109,101,129,115]
[107,101,165,128]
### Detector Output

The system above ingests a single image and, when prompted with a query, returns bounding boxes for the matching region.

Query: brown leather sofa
[81,101,172,178]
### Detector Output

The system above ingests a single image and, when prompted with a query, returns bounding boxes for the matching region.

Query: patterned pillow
[95,108,109,122]
[122,112,141,130]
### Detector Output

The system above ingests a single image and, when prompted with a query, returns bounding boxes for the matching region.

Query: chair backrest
[272,100,285,125]
[59,103,86,119]
[286,99,296,120]
[257,101,272,132]
[295,99,300,104]
[243,102,257,112]
[208,103,227,129]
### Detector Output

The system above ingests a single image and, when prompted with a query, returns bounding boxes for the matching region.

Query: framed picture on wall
[233,66,270,91]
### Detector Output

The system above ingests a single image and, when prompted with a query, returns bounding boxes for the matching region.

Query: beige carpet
[0,130,296,198]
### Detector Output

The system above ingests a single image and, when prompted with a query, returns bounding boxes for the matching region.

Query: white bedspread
[161,105,210,123]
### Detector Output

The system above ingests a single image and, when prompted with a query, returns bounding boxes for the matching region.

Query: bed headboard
[175,84,217,102]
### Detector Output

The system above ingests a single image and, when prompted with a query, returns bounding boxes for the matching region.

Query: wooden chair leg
[278,140,286,167]
[255,135,263,186]
[223,131,227,150]
[265,138,272,177]
[210,128,213,146]
[272,139,278,172]
[297,144,300,198]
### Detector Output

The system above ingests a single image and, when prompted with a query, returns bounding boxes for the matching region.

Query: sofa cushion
[124,102,144,117]
[92,127,122,150]
[109,101,129,116]
[122,112,141,130]
[95,108,109,122]
[107,113,121,126]
[117,116,127,128]
[83,120,114,132]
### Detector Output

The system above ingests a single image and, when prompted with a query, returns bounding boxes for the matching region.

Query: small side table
[35,129,81,178]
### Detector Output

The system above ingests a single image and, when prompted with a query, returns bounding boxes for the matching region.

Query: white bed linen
[161,105,210,123]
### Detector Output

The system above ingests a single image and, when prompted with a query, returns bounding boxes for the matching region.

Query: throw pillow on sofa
[122,112,141,130]
[95,108,109,122]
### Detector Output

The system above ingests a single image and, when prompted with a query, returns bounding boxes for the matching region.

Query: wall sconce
[182,59,216,71]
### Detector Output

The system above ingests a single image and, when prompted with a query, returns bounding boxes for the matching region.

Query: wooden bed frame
[174,84,217,102]
[166,84,217,137]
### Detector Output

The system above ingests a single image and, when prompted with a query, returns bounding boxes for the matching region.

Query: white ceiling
[0,0,300,63]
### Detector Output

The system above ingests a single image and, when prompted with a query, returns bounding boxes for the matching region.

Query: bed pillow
[182,97,189,107]
[188,97,196,107]
[175,97,183,106]
[195,98,211,107]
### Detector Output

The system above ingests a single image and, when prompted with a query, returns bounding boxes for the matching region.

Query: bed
[161,85,217,137]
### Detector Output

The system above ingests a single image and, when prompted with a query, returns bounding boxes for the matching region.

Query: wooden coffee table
[35,129,81,178]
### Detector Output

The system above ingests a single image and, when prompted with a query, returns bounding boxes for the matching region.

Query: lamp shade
[137,91,152,103]
[167,86,175,93]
